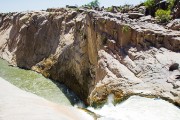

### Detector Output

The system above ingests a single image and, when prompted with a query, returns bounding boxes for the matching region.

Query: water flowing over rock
[88,95,180,120]
[0,77,93,120]
[0,7,180,106]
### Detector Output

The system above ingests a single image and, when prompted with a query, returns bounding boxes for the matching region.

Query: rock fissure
[0,7,180,106]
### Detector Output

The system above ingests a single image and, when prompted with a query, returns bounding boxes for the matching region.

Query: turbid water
[0,58,180,120]
[0,58,81,106]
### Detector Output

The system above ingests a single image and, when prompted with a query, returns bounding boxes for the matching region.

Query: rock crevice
[0,8,180,106]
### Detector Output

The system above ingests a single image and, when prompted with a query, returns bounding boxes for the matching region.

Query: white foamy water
[88,95,180,120]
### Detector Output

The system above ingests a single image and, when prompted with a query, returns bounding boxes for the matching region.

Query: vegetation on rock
[122,25,130,33]
[106,6,113,12]
[144,0,155,8]
[167,0,175,10]
[155,9,171,22]
[83,0,100,8]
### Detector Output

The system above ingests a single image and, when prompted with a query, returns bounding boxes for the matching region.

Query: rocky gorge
[0,0,180,107]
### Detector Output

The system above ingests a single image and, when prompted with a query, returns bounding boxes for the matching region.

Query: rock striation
[0,8,180,106]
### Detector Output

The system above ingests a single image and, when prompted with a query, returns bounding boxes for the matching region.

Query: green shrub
[167,0,175,10]
[106,7,113,12]
[83,0,100,8]
[155,9,171,22]
[122,25,130,33]
[144,0,155,8]
[121,4,133,13]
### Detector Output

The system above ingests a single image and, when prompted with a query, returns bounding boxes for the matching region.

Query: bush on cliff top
[167,0,175,10]
[144,0,155,8]
[155,9,171,22]
[84,0,100,8]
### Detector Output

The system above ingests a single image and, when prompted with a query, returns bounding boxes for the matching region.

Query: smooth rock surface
[0,77,93,120]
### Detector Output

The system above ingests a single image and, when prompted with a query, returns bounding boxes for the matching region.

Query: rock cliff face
[0,8,180,106]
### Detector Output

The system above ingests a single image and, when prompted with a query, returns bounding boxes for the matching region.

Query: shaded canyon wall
[0,9,180,105]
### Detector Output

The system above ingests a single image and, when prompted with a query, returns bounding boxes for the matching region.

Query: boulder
[139,15,155,22]
[169,63,179,71]
[128,12,144,19]
[167,19,180,30]
[176,75,180,79]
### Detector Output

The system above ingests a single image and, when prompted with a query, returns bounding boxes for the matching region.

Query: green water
[0,58,81,106]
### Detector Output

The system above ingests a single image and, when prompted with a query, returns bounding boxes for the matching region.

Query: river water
[88,95,180,120]
[0,58,180,120]
[0,58,81,106]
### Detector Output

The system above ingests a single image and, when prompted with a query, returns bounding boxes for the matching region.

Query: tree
[86,0,100,8]
[144,0,155,8]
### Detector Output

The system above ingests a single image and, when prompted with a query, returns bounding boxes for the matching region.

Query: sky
[0,0,143,13]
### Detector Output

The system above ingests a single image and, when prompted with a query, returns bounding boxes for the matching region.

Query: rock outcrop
[0,8,180,106]
[167,19,180,30]
[173,0,180,19]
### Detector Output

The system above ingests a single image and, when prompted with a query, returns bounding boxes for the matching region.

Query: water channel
[0,58,180,120]
[0,58,81,106]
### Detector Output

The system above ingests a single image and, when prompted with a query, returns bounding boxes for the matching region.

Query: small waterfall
[87,95,180,120]
[107,94,114,105]
[0,58,180,120]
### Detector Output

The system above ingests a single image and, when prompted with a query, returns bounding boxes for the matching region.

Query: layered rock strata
[0,8,180,105]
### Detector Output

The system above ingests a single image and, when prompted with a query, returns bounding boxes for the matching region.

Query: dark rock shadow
[52,80,85,106]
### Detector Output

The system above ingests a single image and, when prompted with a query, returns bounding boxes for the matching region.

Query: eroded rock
[167,19,180,30]
[0,8,180,106]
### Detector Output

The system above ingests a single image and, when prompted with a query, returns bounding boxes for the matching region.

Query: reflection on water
[0,58,82,106]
